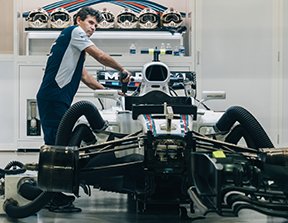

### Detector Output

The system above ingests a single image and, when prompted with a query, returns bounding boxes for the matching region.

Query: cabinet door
[282,0,288,146]
[197,0,277,144]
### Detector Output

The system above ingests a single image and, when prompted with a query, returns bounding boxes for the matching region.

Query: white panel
[198,0,277,145]
[0,60,16,150]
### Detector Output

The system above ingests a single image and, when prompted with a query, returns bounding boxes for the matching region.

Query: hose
[3,171,55,219]
[224,124,256,148]
[18,181,42,201]
[0,161,26,179]
[68,123,97,168]
[56,100,107,146]
[4,191,55,219]
[215,106,274,149]
[5,161,25,170]
[68,123,96,147]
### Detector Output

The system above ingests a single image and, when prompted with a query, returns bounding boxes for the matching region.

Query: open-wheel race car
[2,49,288,219]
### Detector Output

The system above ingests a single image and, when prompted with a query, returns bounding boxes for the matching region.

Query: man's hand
[119,69,131,94]
[120,69,131,83]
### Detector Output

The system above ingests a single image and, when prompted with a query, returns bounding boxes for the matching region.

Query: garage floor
[0,152,287,223]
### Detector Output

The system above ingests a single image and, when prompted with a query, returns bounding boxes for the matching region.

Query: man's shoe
[48,203,82,213]
[46,193,82,213]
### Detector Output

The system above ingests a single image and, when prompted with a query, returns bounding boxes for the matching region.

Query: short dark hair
[73,7,103,25]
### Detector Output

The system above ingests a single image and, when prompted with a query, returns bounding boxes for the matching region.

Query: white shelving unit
[25,30,184,56]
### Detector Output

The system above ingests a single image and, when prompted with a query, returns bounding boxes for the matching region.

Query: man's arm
[81,68,105,90]
[85,45,125,72]
[85,45,131,82]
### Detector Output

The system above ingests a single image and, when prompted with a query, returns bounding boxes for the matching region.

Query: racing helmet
[161,7,183,28]
[116,8,138,29]
[26,8,49,28]
[98,8,115,29]
[50,7,71,29]
[138,8,159,29]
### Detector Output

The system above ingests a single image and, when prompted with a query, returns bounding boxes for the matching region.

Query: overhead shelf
[25,30,183,55]
[25,30,182,40]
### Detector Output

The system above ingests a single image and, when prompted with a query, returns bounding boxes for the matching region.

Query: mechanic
[36,6,130,146]
[35,6,130,212]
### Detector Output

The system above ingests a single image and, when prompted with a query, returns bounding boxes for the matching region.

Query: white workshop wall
[196,0,280,146]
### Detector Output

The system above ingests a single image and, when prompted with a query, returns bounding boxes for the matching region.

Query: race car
[2,49,288,219]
